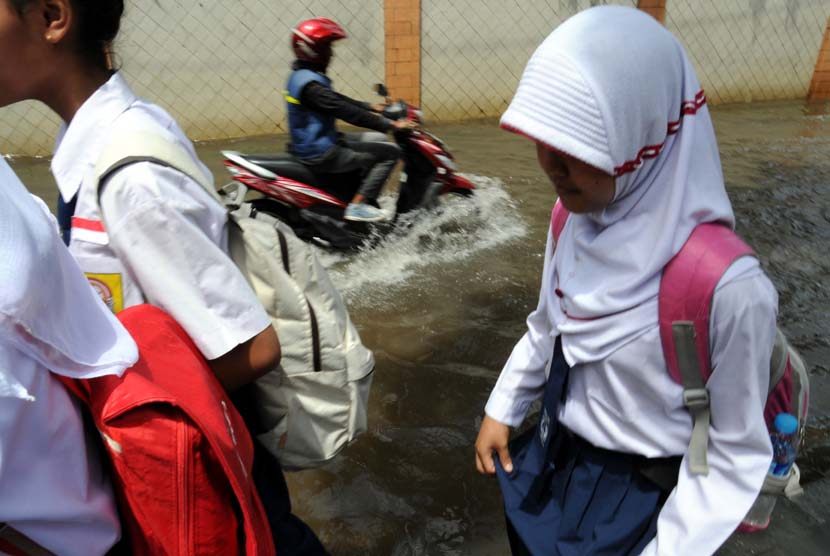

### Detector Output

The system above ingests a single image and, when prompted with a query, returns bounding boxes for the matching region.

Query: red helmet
[291,17,347,65]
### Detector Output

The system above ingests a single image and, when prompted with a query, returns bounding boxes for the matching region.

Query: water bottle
[739,413,799,533]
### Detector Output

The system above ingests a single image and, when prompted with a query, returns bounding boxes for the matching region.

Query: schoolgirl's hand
[475,415,513,475]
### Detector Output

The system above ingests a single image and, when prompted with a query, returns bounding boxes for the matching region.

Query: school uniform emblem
[86,273,124,314]
[539,408,551,445]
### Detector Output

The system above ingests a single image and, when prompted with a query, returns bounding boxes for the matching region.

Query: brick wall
[638,0,666,24]
[809,18,830,101]
[384,0,421,106]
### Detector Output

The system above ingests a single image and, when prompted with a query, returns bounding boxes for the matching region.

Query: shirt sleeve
[100,163,273,361]
[301,82,394,133]
[639,265,777,556]
[485,228,556,427]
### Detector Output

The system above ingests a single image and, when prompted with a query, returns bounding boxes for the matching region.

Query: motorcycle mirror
[374,83,389,97]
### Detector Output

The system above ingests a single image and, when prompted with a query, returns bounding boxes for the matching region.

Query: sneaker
[344,203,387,222]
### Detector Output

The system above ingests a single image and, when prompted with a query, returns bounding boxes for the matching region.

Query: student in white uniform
[0,157,138,555]
[0,1,326,554]
[474,7,776,556]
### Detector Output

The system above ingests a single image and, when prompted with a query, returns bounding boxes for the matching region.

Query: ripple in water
[315,174,527,302]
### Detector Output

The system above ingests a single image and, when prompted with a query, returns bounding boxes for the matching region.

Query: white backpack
[95,131,375,470]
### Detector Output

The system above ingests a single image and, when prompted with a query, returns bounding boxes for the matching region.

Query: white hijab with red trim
[501,6,735,364]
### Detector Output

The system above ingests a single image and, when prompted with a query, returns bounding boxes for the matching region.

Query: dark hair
[11,0,124,70]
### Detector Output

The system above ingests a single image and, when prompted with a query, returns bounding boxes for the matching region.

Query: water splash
[315,174,527,301]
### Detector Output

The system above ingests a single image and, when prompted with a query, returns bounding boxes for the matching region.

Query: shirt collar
[51,72,137,202]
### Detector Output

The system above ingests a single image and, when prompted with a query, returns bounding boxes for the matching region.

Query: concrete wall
[420,0,636,122]
[665,0,828,104]
[420,0,828,121]
[1,0,827,156]
[0,0,385,156]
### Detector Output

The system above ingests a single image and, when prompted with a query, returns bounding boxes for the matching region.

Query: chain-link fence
[1,0,827,156]
[421,1,636,122]
[0,0,384,156]
[666,0,827,104]
[421,0,828,122]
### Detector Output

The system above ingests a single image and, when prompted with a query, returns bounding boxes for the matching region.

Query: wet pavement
[7,98,830,554]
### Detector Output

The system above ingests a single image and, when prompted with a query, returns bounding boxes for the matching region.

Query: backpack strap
[94,130,222,205]
[659,223,754,475]
[550,199,570,242]
[550,206,760,475]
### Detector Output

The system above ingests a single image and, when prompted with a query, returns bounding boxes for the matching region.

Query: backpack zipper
[276,229,322,373]
[177,416,194,554]
[276,229,291,275]
[306,300,322,373]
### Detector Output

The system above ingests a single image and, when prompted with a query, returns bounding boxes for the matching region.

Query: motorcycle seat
[242,154,321,187]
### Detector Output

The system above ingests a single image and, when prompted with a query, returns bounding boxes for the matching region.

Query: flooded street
[9,99,830,554]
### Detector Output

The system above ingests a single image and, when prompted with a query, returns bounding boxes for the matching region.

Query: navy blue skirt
[496,338,673,556]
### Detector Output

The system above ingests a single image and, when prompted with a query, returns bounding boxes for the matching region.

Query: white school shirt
[486,227,777,556]
[0,159,138,555]
[52,73,271,360]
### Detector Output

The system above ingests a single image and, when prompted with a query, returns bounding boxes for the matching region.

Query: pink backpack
[551,201,809,493]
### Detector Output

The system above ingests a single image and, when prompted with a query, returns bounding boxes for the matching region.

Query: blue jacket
[285,69,338,160]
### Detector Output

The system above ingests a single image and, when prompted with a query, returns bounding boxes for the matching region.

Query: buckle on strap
[683,388,710,410]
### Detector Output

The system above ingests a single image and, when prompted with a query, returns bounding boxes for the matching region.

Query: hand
[391,119,417,131]
[370,102,387,112]
[475,415,513,475]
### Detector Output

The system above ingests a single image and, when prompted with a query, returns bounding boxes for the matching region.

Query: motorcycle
[219,84,475,250]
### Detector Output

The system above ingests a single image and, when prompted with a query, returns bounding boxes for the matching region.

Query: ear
[40,0,72,45]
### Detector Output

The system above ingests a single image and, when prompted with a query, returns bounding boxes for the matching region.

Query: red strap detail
[658,223,754,385]
[0,539,29,556]
[0,526,55,556]
[70,217,105,232]
[550,200,570,242]
[614,90,707,177]
[765,361,794,424]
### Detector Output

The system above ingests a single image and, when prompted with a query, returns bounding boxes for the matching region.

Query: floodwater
[8,98,830,554]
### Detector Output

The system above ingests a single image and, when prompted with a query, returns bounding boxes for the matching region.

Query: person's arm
[101,163,279,391]
[209,325,280,391]
[301,81,394,133]
[639,265,776,556]
[476,228,557,474]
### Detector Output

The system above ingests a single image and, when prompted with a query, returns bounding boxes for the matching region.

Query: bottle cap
[774,413,798,435]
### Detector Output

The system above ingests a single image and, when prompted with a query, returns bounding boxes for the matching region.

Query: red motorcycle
[220,85,475,250]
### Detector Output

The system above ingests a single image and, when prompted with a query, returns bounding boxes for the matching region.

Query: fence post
[637,0,666,24]
[808,17,830,101]
[384,0,421,106]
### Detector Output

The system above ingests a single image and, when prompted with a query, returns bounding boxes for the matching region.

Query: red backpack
[551,201,809,489]
[60,305,275,556]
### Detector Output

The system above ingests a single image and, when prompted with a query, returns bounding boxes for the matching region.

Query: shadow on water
[5,98,830,554]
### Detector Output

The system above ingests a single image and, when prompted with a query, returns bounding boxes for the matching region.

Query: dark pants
[231,385,329,556]
[308,132,401,202]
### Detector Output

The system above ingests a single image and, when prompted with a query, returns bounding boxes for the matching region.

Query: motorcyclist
[286,17,416,222]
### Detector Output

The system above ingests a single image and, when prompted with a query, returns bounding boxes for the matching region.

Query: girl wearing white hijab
[0,158,138,555]
[475,6,776,555]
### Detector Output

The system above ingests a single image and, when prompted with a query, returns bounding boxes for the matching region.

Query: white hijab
[501,6,734,364]
[0,159,137,400]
